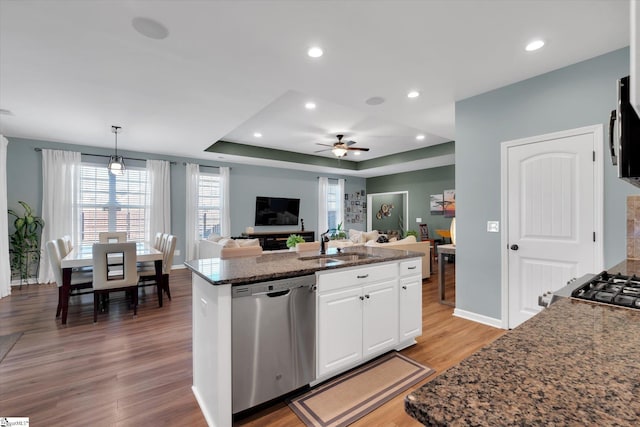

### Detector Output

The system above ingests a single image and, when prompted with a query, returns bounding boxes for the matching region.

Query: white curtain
[185,163,200,261]
[0,136,10,298]
[220,166,231,237]
[146,159,171,242]
[338,178,345,227]
[39,149,81,284]
[318,176,329,235]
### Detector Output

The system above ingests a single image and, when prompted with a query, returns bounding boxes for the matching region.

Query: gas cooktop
[571,271,640,309]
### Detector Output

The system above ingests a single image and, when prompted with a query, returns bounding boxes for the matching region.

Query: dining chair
[138,234,177,301]
[98,231,127,243]
[46,240,93,318]
[92,242,139,322]
[153,232,164,250]
[62,235,73,253]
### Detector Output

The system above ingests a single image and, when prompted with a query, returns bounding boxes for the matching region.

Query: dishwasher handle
[250,289,292,297]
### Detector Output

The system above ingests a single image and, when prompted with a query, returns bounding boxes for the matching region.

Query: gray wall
[6,137,365,266]
[366,165,456,237]
[456,47,640,320]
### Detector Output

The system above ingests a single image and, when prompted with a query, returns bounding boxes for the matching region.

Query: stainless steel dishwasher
[231,274,316,414]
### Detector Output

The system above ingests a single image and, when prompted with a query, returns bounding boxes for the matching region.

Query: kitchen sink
[299,252,378,262]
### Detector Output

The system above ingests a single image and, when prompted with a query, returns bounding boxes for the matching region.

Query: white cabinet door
[317,286,363,378]
[399,276,422,340]
[362,279,398,358]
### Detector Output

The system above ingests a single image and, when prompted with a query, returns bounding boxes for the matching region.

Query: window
[78,164,149,243]
[197,172,221,239]
[327,180,341,230]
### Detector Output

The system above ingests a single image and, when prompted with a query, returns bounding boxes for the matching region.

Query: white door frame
[500,124,604,329]
[367,191,409,233]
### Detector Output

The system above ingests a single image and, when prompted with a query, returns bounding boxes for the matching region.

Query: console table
[241,230,315,250]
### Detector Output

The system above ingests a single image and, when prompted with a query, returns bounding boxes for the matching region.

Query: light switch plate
[487,221,499,233]
[416,217,422,223]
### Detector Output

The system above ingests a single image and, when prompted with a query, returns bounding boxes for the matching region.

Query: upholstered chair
[46,240,93,318]
[138,234,177,301]
[98,231,127,243]
[92,242,139,322]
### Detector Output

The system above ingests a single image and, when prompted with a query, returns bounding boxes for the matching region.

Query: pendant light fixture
[108,125,125,176]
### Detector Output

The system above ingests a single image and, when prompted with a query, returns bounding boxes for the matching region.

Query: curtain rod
[182,162,227,170]
[34,148,177,165]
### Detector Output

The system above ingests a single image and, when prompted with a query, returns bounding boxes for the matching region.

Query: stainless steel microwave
[610,76,640,188]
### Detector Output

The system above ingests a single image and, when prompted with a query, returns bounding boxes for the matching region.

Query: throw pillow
[237,238,260,247]
[348,229,364,244]
[363,230,380,242]
[207,234,223,242]
[217,238,239,248]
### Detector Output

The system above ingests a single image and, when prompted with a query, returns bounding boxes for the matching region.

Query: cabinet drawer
[317,263,397,293]
[400,259,421,276]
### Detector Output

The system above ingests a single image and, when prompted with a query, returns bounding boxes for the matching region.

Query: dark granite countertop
[405,297,640,426]
[608,258,640,277]
[184,246,423,285]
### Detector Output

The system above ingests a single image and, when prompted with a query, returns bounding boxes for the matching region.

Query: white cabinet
[316,263,399,378]
[399,259,423,342]
[399,276,422,340]
[317,286,363,376]
[362,280,399,357]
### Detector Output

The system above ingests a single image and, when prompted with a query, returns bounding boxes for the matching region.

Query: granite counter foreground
[184,246,424,285]
[405,298,640,426]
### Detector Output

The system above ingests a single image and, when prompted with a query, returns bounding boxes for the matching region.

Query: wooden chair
[92,242,139,322]
[46,240,93,318]
[98,231,127,243]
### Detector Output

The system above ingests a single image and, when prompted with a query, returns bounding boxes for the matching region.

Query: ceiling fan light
[108,155,125,175]
[332,147,347,157]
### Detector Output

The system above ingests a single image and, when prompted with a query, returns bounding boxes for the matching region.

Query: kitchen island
[185,246,424,427]
[405,295,640,426]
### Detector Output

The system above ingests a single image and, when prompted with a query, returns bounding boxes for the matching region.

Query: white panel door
[507,130,597,328]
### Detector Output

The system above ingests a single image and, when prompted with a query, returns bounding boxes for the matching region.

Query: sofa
[364,236,431,279]
[197,236,261,259]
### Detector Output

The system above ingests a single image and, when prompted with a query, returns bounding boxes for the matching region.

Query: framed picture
[430,194,444,215]
[444,189,456,217]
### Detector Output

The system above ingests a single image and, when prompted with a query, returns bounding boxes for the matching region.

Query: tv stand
[241,230,315,250]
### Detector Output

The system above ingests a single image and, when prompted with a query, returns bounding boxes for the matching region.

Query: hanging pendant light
[108,125,125,176]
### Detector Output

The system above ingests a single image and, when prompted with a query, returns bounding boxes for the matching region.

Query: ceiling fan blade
[345,140,357,146]
[314,148,333,153]
[347,147,370,151]
[315,143,335,147]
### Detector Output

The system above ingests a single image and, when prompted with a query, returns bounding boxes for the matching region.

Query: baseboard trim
[453,308,504,329]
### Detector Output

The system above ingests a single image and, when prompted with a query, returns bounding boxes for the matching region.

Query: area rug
[0,332,23,364]
[288,352,435,427]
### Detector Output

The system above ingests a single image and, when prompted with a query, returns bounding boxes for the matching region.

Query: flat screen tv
[254,196,300,226]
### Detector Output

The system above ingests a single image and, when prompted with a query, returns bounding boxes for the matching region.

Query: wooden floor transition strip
[0,332,23,364]
[288,352,435,427]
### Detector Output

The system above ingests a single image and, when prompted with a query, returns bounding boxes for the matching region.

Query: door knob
[510,244,519,251]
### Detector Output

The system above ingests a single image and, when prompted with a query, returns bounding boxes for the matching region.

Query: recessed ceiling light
[253,132,262,138]
[525,39,545,52]
[305,102,316,110]
[365,96,385,106]
[416,134,425,140]
[407,91,420,98]
[307,47,323,58]
[132,17,169,40]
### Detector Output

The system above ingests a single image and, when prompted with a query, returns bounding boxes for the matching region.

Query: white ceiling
[0,0,630,175]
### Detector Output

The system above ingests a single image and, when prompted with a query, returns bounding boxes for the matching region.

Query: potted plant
[330,222,347,240]
[286,234,306,249]
[8,201,45,283]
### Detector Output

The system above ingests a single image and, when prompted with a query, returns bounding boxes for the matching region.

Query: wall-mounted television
[254,196,300,226]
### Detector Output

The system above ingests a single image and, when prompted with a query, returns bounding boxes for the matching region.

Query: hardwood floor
[0,261,504,426]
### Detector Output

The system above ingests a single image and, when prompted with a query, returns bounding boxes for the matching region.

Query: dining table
[60,241,164,324]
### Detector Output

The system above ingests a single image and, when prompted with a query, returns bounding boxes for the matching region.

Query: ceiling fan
[314,134,370,158]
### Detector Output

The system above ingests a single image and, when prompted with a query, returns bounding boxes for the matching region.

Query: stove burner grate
[571,271,640,310]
